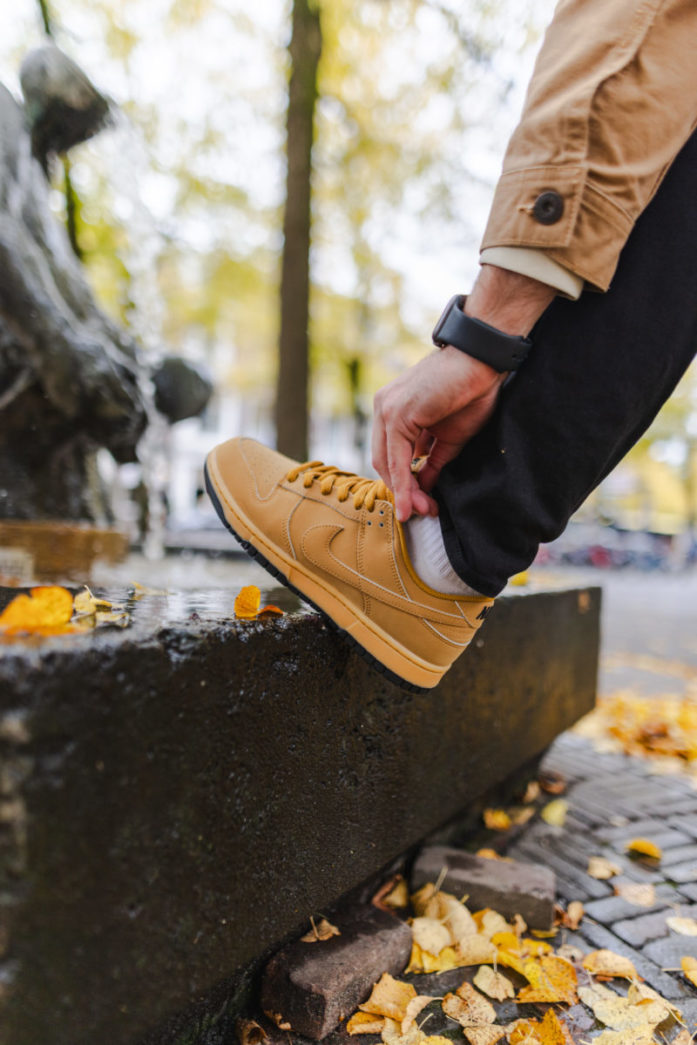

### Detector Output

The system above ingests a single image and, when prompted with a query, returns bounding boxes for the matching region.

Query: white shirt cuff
[479,246,584,300]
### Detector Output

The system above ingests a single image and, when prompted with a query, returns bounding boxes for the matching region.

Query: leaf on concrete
[540,799,568,827]
[613,882,656,907]
[411,917,453,956]
[456,935,499,966]
[538,770,567,795]
[73,585,113,615]
[475,910,511,939]
[360,974,417,1021]
[476,849,512,862]
[591,1027,656,1045]
[442,983,496,1027]
[666,915,697,936]
[300,916,340,942]
[373,876,410,910]
[625,838,662,861]
[0,585,74,635]
[406,942,462,974]
[265,1011,291,1031]
[484,809,512,831]
[517,955,578,1004]
[588,856,623,880]
[555,901,584,930]
[463,1026,506,1045]
[681,955,697,988]
[234,585,283,620]
[582,949,640,981]
[236,1018,267,1045]
[348,1012,388,1035]
[417,891,478,945]
[401,995,435,1033]
[522,780,541,804]
[578,983,669,1030]
[627,981,681,1022]
[381,1016,422,1045]
[473,966,515,1001]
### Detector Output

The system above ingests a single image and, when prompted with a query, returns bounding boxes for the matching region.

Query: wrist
[465,263,555,336]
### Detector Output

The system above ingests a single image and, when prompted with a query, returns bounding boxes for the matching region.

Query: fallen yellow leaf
[234,585,284,620]
[473,966,515,1001]
[510,571,529,586]
[360,974,417,1021]
[236,1018,267,1045]
[483,809,512,831]
[401,996,434,1034]
[455,936,499,966]
[627,982,681,1022]
[517,955,578,1004]
[442,983,495,1027]
[541,799,568,827]
[555,900,584,930]
[666,915,697,936]
[582,948,639,980]
[0,585,74,635]
[476,848,512,862]
[681,955,697,987]
[300,916,340,942]
[591,1029,655,1045]
[538,770,567,795]
[463,1027,505,1045]
[588,856,622,879]
[406,942,463,974]
[476,909,511,939]
[522,780,541,803]
[578,983,669,1030]
[347,1012,386,1035]
[375,877,410,910]
[434,893,479,946]
[613,882,656,907]
[411,917,452,956]
[626,838,662,861]
[381,1016,421,1045]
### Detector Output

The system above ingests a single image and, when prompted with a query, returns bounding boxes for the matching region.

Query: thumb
[418,438,464,493]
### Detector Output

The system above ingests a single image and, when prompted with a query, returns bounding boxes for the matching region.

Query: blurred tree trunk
[275,0,321,460]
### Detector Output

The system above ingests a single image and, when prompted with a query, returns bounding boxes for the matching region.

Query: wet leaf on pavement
[588,856,623,879]
[582,949,639,980]
[473,966,515,1001]
[625,838,662,861]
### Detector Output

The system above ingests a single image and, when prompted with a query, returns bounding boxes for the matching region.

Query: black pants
[436,128,697,598]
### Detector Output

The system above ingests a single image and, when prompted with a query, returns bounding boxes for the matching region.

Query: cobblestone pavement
[506,731,697,1029]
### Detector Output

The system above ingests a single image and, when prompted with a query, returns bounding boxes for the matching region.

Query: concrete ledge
[0,583,600,1044]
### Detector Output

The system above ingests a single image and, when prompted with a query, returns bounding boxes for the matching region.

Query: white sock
[403,513,482,596]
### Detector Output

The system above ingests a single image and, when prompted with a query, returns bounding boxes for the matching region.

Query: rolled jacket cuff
[479,246,584,300]
[481,165,635,291]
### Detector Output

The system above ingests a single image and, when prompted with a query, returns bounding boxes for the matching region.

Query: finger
[418,437,464,493]
[370,402,389,485]
[411,486,439,517]
[386,428,419,523]
[413,428,434,460]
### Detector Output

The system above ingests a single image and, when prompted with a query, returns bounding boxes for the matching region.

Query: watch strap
[432,294,532,372]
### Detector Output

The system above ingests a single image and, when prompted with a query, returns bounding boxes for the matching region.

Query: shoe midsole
[205,452,445,688]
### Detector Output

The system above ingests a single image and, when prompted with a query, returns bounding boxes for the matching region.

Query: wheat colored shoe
[204,437,494,691]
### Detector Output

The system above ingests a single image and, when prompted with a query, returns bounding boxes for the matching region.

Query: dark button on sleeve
[532,190,564,225]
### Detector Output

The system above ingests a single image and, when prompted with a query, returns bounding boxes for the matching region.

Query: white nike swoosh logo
[301,523,480,629]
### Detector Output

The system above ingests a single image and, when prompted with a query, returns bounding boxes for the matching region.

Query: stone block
[0,582,599,1044]
[260,907,412,1040]
[411,846,556,929]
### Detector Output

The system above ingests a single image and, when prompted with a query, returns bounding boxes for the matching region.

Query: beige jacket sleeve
[481,0,697,291]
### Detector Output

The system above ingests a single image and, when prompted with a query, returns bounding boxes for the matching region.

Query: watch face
[432,294,461,347]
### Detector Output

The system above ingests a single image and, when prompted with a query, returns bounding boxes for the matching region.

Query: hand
[371,265,556,522]
[372,347,506,522]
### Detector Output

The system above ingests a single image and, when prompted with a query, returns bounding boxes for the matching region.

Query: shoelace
[286,461,392,512]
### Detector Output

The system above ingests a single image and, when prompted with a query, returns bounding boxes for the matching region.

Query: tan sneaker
[204,437,494,691]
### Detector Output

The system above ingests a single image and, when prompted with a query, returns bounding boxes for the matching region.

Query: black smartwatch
[432,294,532,372]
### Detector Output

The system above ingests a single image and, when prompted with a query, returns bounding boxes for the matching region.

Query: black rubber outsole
[203,464,428,695]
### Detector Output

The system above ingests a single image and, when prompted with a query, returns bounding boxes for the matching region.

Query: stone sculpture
[0,44,211,524]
